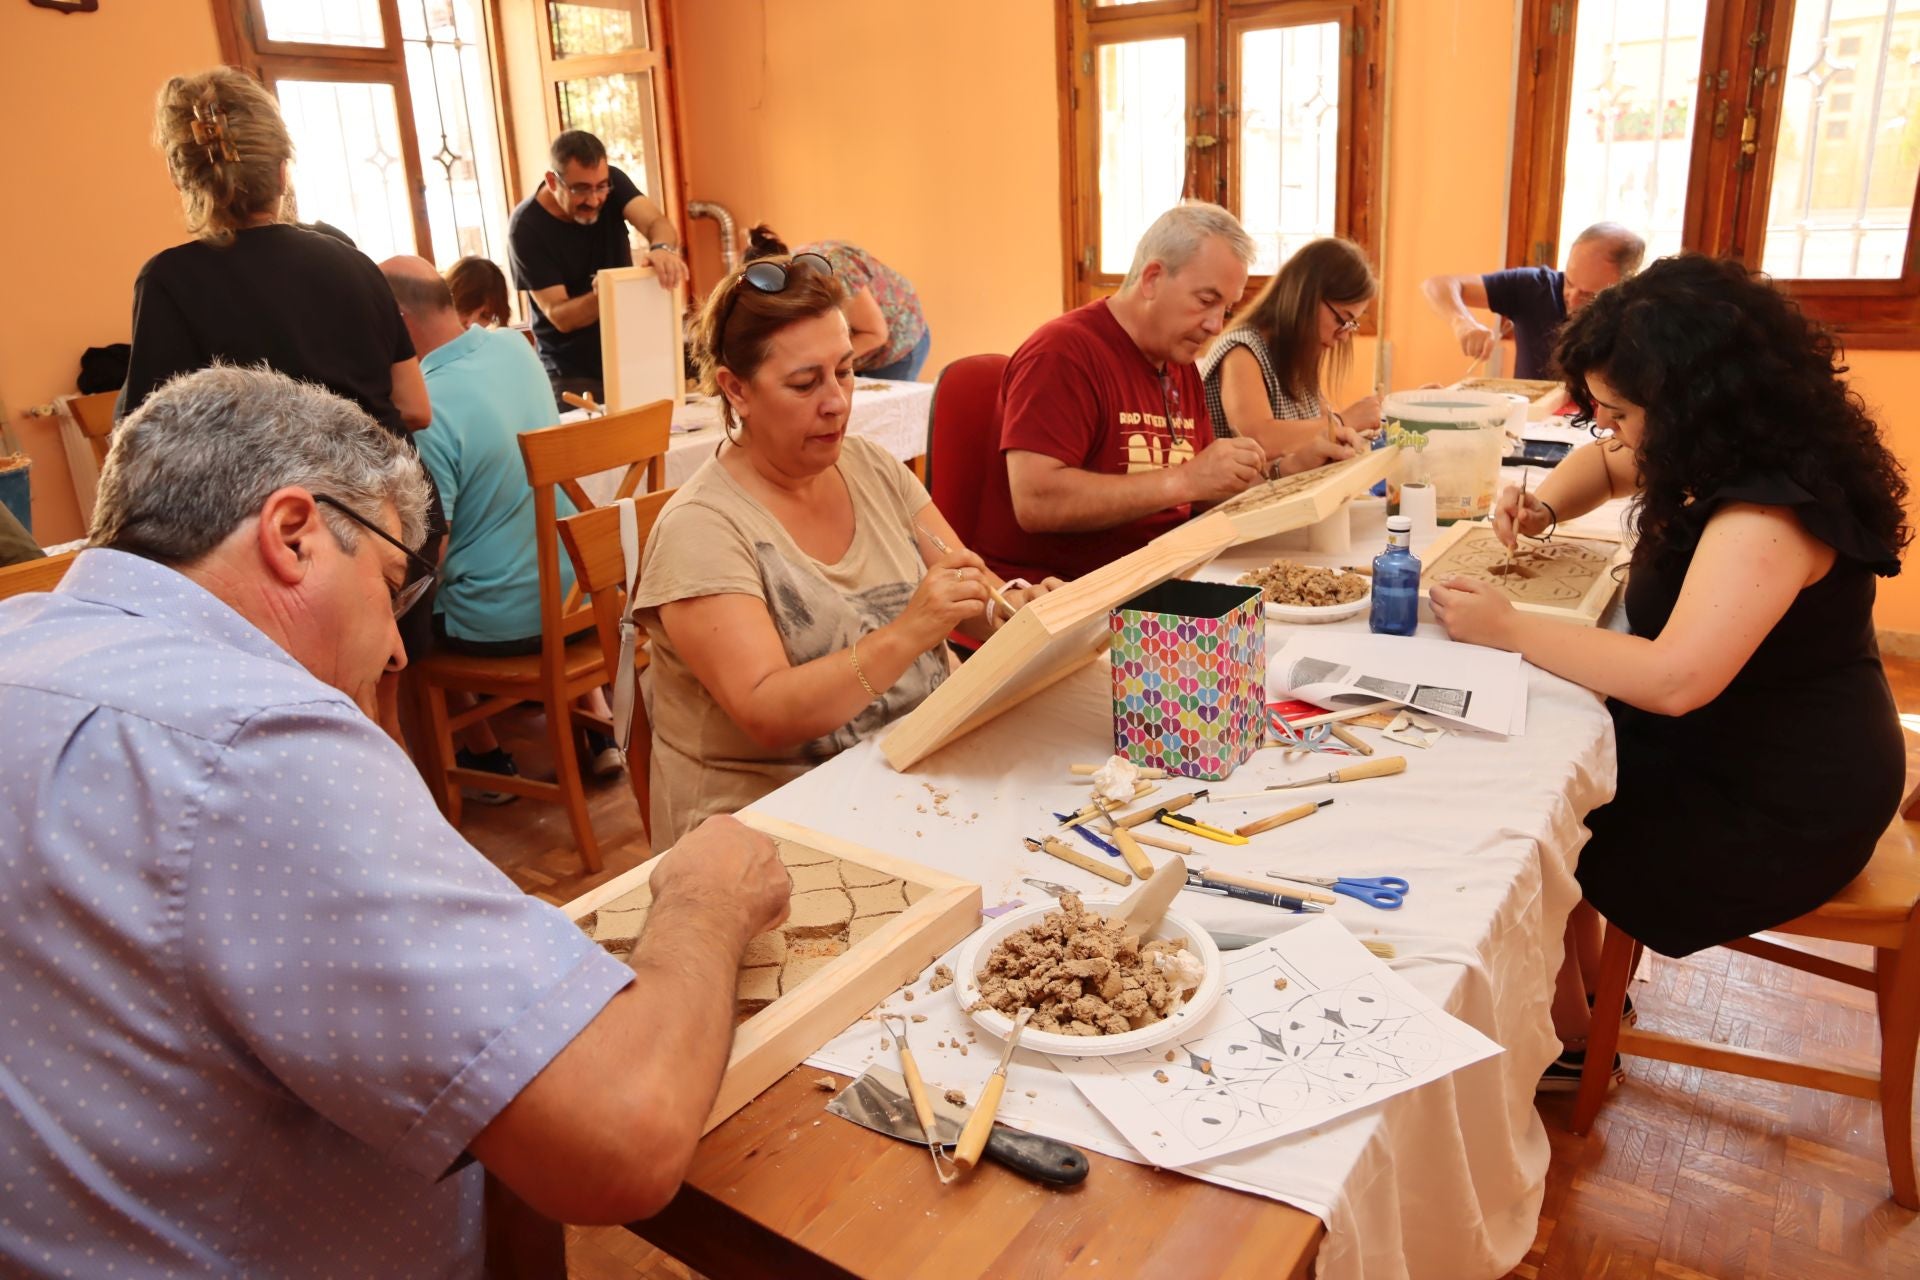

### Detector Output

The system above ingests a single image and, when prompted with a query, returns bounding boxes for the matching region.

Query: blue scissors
[1265,872,1409,910]
[1267,713,1344,756]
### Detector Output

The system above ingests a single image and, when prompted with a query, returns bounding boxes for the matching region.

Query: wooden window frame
[528,0,690,262]
[1056,0,1386,332]
[1509,0,1920,348]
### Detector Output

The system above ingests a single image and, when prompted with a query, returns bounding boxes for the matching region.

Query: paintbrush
[916,524,1015,619]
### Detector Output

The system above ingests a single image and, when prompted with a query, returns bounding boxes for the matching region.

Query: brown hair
[155,68,293,246]
[1230,237,1376,404]
[445,256,510,326]
[693,256,848,437]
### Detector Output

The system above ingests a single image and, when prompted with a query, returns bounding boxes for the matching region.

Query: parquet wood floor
[453,662,1920,1279]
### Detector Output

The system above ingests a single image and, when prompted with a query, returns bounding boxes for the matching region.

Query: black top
[118,225,414,434]
[1577,473,1904,957]
[1479,266,1567,381]
[507,164,644,382]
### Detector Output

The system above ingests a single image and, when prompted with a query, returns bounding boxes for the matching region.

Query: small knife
[826,1065,1089,1187]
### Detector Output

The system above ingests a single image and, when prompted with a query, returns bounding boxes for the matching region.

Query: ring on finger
[952,568,964,582]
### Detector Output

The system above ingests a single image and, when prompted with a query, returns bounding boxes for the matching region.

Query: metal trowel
[825,1066,1090,1187]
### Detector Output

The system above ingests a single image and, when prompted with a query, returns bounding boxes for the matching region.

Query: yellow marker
[1156,811,1248,846]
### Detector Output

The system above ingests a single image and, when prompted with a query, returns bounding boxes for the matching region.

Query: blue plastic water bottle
[1370,515,1420,636]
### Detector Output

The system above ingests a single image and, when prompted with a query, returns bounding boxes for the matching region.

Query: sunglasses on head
[718,252,835,345]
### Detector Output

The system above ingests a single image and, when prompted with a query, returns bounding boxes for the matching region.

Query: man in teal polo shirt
[379,255,621,789]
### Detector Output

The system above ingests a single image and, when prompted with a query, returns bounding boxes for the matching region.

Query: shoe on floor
[584,731,624,781]
[455,746,519,805]
[1587,991,1638,1027]
[1538,1047,1624,1094]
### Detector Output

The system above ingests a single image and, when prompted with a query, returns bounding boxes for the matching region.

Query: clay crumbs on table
[812,1076,837,1092]
[943,1089,967,1107]
[928,963,955,992]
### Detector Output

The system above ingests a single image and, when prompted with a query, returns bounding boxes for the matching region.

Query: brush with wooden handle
[954,1008,1033,1174]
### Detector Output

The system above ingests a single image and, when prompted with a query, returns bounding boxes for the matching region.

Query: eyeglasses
[315,494,437,619]
[1324,299,1360,335]
[717,252,835,348]
[562,179,612,200]
[1159,371,1187,447]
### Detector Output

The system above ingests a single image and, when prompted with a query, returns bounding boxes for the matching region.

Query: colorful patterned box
[1109,579,1266,781]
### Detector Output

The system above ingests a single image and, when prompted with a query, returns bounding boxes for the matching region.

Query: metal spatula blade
[826,1066,1089,1187]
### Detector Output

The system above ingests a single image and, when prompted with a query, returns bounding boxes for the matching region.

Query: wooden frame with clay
[596,263,687,414]
[1210,447,1401,547]
[1452,376,1572,419]
[562,812,981,1135]
[1419,520,1630,627]
[880,511,1238,772]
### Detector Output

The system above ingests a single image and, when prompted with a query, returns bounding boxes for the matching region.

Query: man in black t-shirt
[507,130,686,402]
[1419,222,1645,380]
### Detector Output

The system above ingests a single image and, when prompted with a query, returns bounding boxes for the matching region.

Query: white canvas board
[597,264,685,413]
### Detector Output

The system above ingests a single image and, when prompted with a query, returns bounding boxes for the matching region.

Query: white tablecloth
[749,570,1616,1278]
[578,378,933,505]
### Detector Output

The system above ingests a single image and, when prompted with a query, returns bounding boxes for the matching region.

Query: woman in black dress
[1429,254,1908,1081]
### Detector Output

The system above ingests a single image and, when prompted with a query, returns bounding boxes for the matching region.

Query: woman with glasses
[629,256,1059,843]
[744,225,931,381]
[1198,237,1382,475]
[1429,254,1908,1088]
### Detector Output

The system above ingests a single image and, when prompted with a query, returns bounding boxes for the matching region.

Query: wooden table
[629,1068,1322,1279]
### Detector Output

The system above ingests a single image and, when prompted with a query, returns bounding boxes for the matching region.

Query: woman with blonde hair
[119,68,429,437]
[631,254,1058,842]
[1198,237,1381,474]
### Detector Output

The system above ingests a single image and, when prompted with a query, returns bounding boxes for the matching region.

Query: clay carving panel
[1422,523,1627,625]
[579,839,923,1021]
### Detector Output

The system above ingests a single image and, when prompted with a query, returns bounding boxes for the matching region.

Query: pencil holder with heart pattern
[1109,579,1266,781]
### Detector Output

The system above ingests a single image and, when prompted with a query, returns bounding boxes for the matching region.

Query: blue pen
[1052,812,1123,859]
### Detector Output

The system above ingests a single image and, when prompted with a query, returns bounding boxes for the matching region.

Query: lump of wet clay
[928,964,955,993]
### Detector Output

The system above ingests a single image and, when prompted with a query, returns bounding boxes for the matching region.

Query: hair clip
[190,102,241,164]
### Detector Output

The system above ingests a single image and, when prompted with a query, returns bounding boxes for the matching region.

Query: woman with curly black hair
[1430,253,1908,1083]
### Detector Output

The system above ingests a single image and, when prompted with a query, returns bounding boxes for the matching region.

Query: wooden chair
[64,391,118,469]
[0,550,78,600]
[1575,780,1920,1208]
[556,491,674,844]
[413,401,672,872]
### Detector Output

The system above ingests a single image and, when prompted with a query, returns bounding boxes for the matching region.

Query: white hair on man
[92,364,431,565]
[1122,202,1257,289]
[1570,221,1647,277]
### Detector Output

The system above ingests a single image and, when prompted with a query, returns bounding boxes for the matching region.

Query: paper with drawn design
[1052,917,1502,1168]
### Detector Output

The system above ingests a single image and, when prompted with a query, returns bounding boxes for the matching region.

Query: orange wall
[0,1,221,544]
[667,0,1065,375]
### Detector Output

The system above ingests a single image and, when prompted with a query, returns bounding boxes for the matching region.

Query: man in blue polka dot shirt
[0,366,793,1277]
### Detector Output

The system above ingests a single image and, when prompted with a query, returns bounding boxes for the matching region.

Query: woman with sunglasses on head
[1429,254,1908,1086]
[630,255,1060,843]
[744,225,931,381]
[1198,237,1382,475]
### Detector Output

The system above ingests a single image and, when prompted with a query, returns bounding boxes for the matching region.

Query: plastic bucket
[1380,390,1508,524]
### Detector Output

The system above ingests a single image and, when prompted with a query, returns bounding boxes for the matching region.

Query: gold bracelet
[849,637,879,699]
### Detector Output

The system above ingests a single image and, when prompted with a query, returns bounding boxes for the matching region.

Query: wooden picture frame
[1452,377,1571,420]
[880,513,1236,772]
[1420,520,1629,627]
[1211,447,1402,547]
[562,813,981,1135]
[596,264,686,413]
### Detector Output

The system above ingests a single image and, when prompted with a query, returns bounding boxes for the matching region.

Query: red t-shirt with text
[972,300,1211,583]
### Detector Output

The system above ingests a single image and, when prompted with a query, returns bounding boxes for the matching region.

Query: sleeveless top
[1577,472,1904,957]
[1198,327,1322,439]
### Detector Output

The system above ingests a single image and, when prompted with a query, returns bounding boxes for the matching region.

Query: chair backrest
[557,491,675,683]
[517,400,673,661]
[65,392,118,469]
[0,550,78,602]
[925,354,1009,548]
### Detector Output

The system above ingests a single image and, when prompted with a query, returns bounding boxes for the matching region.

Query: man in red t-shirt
[972,204,1269,583]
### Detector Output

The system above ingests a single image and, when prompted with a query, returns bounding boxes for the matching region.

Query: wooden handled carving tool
[1108,824,1156,879]
[917,524,1015,619]
[1196,867,1336,904]
[1327,724,1374,756]
[954,1008,1033,1174]
[1060,780,1155,828]
[1070,763,1169,778]
[880,1014,955,1184]
[1235,798,1333,838]
[1120,826,1196,856]
[1024,836,1132,887]
[1115,789,1208,829]
[1156,811,1248,845]
[1264,756,1406,790]
[560,390,602,415]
